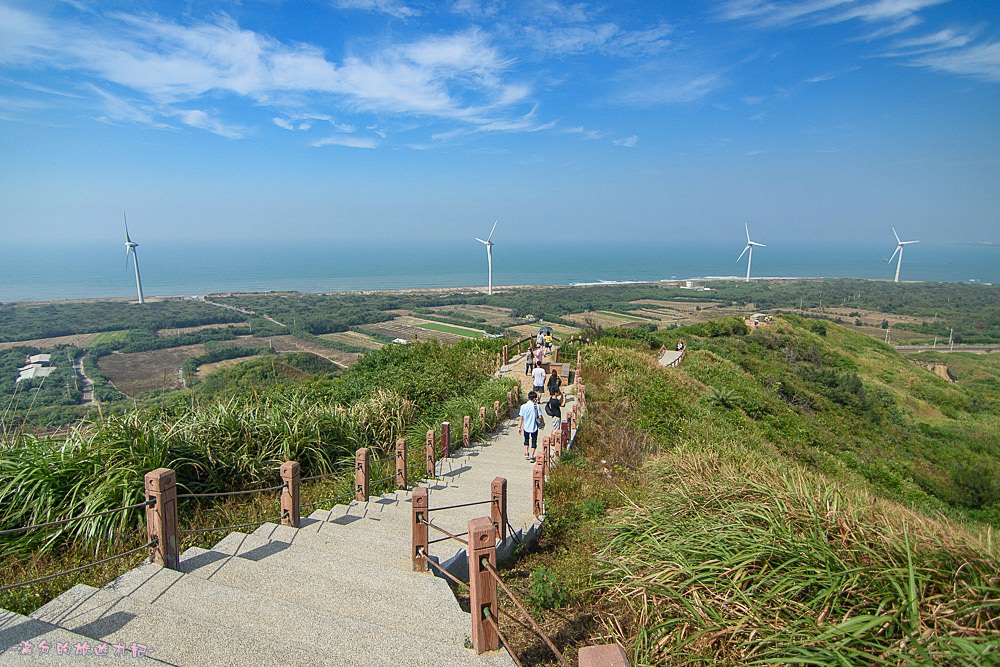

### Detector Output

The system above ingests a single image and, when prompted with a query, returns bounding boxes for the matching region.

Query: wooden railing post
[561,420,571,450]
[441,421,450,459]
[280,460,300,527]
[412,486,428,572]
[425,429,436,479]
[493,400,500,425]
[395,438,407,489]
[145,468,179,569]
[553,429,562,459]
[579,645,629,667]
[542,435,551,470]
[532,459,545,517]
[506,391,514,418]
[479,406,487,432]
[468,517,498,653]
[502,345,509,365]
[463,415,471,448]
[355,448,369,502]
[490,477,507,542]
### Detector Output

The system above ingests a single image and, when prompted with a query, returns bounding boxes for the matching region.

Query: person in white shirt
[518,391,543,461]
[532,364,546,395]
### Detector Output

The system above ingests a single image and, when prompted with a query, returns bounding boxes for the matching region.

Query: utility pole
[949,327,954,352]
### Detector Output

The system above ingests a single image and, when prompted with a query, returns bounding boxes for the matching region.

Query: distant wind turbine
[475,220,497,295]
[123,213,145,304]
[737,222,766,283]
[888,227,918,283]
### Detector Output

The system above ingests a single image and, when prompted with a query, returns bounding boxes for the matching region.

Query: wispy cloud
[310,134,379,148]
[332,0,420,19]
[615,68,727,106]
[613,134,638,147]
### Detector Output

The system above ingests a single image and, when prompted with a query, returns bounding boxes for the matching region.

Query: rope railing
[483,559,569,666]
[0,538,158,593]
[0,498,154,537]
[428,531,469,545]
[419,517,469,546]
[484,610,525,667]
[177,482,287,500]
[428,498,495,513]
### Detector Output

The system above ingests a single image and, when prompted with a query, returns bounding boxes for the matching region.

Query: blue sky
[1,0,998,248]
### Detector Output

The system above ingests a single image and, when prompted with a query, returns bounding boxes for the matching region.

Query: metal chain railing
[0,498,155,536]
[428,498,495,513]
[0,538,158,593]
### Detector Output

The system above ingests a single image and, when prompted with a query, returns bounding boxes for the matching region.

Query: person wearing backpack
[518,391,544,461]
[546,367,561,396]
[545,389,566,433]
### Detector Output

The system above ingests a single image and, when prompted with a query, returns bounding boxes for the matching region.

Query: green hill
[518,317,998,665]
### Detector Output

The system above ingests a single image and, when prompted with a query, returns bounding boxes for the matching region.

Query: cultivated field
[319,331,384,350]
[430,304,518,327]
[0,330,128,351]
[157,323,241,337]
[359,316,480,343]
[99,344,208,396]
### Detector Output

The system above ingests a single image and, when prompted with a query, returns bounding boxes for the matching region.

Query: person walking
[545,389,566,434]
[544,332,553,354]
[536,331,545,349]
[525,345,535,375]
[546,367,561,396]
[532,363,547,396]
[534,344,544,368]
[518,391,544,461]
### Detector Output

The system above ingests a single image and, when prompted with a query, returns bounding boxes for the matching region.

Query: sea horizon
[2,240,997,303]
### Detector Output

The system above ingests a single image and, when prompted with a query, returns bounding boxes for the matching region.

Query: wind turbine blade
[745,222,751,243]
[737,244,750,262]
[892,227,901,244]
[889,245,901,263]
[475,238,488,245]
[124,212,132,243]
[487,220,497,242]
[756,242,767,247]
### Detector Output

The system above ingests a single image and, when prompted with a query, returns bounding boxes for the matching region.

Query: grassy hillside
[502,318,998,665]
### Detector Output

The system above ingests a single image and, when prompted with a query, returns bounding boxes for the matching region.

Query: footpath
[1,349,577,666]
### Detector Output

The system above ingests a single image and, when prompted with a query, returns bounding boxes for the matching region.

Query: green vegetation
[504,318,998,665]
[413,321,486,338]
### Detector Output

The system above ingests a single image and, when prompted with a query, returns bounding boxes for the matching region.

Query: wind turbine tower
[737,222,766,283]
[124,213,145,304]
[889,227,919,283]
[475,220,497,295]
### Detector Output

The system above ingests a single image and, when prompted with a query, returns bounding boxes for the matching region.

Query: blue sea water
[1,240,997,303]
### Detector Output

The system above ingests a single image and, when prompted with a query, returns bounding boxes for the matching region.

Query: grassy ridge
[502,319,998,665]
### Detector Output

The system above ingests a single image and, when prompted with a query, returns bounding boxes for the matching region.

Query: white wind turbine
[123,213,145,304]
[889,227,919,283]
[737,222,766,283]
[475,220,497,295]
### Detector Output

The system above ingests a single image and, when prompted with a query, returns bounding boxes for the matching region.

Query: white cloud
[613,135,638,147]
[909,41,1000,82]
[310,134,379,148]
[172,108,246,138]
[332,0,420,19]
[616,70,727,106]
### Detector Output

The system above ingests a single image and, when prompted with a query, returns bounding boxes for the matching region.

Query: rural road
[896,345,997,354]
[73,351,96,405]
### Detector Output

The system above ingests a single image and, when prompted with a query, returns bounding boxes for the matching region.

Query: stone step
[0,609,159,665]
[31,584,316,666]
[181,547,471,648]
[106,559,511,665]
[253,520,412,569]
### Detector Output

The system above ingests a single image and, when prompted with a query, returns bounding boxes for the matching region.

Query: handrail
[419,517,469,546]
[177,482,287,500]
[483,559,569,666]
[483,610,525,667]
[0,498,154,536]
[0,538,157,593]
[428,498,495,513]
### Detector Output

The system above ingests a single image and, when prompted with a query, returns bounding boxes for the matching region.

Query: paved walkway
[4,372,575,665]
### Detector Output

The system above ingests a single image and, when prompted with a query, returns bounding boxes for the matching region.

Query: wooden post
[553,429,562,459]
[579,645,629,667]
[532,459,545,517]
[463,415,471,448]
[561,420,571,450]
[145,468,179,569]
[493,400,500,425]
[441,421,450,459]
[355,448,369,502]
[506,391,514,418]
[425,429,436,479]
[542,435,551,470]
[491,477,507,542]
[280,460,300,528]
[412,486,428,572]
[479,406,487,432]
[468,517,498,653]
[502,345,509,365]
[395,438,407,490]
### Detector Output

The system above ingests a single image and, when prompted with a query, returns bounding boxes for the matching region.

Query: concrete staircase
[2,419,550,666]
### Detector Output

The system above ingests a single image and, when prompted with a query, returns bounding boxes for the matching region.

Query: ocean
[1,240,997,303]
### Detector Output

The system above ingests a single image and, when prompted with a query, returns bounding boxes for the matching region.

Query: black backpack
[545,400,557,416]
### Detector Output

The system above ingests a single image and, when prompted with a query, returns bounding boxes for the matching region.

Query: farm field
[430,304,517,327]
[413,321,486,338]
[509,323,578,339]
[319,331,384,350]
[360,316,468,343]
[0,330,127,351]
[99,344,208,396]
[265,335,360,367]
[157,323,241,337]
